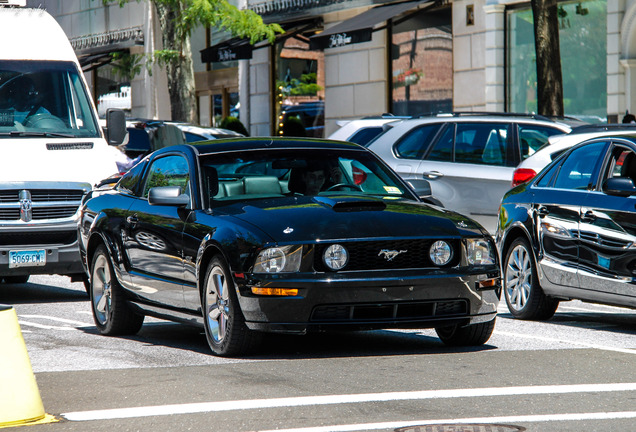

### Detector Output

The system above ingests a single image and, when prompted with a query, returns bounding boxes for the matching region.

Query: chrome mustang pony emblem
[378,249,407,261]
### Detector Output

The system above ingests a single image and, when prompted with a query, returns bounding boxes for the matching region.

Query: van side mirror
[104,108,127,146]
[603,177,636,197]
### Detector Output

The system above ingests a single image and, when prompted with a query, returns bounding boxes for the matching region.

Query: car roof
[174,137,367,156]
[381,112,573,131]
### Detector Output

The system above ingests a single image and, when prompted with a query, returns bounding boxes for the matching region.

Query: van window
[0,60,100,138]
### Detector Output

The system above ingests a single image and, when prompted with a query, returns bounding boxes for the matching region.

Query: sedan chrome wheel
[205,264,230,343]
[503,237,558,320]
[91,253,112,326]
[505,243,532,313]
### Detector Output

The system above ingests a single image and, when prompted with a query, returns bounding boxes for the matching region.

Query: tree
[112,0,282,122]
[531,0,563,117]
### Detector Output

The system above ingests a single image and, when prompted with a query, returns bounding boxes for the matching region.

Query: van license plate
[9,250,46,268]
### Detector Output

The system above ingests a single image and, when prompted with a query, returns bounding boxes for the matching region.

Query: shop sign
[328,33,352,48]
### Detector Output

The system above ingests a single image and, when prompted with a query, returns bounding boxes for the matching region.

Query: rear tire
[435,319,496,346]
[503,237,558,320]
[202,256,261,356]
[90,244,143,335]
[3,275,29,284]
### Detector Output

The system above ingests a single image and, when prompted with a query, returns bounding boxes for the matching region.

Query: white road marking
[494,330,636,354]
[255,411,636,432]
[20,314,88,326]
[18,320,78,331]
[62,382,636,421]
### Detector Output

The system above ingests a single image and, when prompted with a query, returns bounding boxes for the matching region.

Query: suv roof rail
[416,111,555,121]
[570,123,636,134]
[361,113,412,119]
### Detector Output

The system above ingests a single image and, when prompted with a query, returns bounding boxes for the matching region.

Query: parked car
[327,114,408,146]
[124,119,186,159]
[366,112,573,233]
[512,124,636,187]
[170,122,244,142]
[497,135,636,320]
[79,138,500,356]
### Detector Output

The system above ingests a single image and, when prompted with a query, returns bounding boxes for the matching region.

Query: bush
[279,115,306,137]
[220,116,249,136]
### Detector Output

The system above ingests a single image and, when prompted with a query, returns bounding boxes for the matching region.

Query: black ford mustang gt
[79,138,500,356]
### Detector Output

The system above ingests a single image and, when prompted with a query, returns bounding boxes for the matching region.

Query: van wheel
[90,244,143,335]
[503,237,558,320]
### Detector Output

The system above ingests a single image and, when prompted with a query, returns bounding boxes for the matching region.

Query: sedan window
[553,141,606,190]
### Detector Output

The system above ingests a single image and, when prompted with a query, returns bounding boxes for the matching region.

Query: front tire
[90,244,143,335]
[503,237,558,320]
[435,319,496,346]
[202,256,260,356]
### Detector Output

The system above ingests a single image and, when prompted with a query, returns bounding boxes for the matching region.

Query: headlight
[323,244,348,270]
[430,240,452,266]
[466,238,495,265]
[253,245,302,273]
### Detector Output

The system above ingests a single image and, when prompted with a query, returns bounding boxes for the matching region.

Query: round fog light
[430,240,452,266]
[323,244,348,270]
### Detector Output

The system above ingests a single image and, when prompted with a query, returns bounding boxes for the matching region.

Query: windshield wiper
[0,131,77,138]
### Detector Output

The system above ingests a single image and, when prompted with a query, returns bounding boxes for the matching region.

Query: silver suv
[366,113,573,233]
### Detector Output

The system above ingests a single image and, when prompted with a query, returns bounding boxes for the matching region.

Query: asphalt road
[3,275,636,431]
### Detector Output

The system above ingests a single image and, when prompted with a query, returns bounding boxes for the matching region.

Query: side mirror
[104,108,127,146]
[603,177,636,197]
[148,186,190,207]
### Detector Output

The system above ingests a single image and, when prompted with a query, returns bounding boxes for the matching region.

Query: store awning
[200,38,254,63]
[309,0,429,50]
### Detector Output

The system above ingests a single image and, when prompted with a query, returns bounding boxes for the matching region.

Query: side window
[426,124,453,161]
[453,123,511,166]
[553,142,606,190]
[535,161,560,188]
[605,146,636,184]
[394,124,441,159]
[519,125,564,160]
[143,155,190,198]
[349,127,383,145]
[116,160,147,196]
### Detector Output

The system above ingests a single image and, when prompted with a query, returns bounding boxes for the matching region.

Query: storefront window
[507,0,607,122]
[275,35,324,137]
[391,8,452,116]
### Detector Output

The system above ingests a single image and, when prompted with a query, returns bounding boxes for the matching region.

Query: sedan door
[578,142,636,302]
[123,154,191,308]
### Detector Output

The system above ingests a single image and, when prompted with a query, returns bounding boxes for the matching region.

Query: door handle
[422,171,444,179]
[126,215,139,225]
[581,210,596,222]
[537,206,549,217]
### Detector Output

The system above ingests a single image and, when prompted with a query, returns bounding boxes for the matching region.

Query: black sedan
[79,138,500,356]
[497,135,636,320]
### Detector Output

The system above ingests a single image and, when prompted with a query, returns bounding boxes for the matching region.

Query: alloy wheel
[505,244,533,312]
[205,265,230,343]
[92,254,112,326]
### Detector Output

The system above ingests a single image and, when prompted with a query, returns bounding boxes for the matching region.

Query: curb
[0,305,51,427]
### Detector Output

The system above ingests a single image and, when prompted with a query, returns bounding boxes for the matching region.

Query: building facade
[29,0,636,137]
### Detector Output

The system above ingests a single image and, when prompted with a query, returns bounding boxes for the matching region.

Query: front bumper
[235,267,500,334]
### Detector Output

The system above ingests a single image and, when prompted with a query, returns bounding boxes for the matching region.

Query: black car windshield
[0,60,100,138]
[200,148,415,204]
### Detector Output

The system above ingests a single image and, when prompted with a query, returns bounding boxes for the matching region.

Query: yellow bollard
[0,305,50,427]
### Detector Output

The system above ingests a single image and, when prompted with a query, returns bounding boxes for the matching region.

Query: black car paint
[497,136,636,310]
[80,138,499,337]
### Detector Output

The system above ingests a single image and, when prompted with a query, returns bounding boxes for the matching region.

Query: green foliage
[276,73,322,97]
[220,116,249,136]
[110,52,144,81]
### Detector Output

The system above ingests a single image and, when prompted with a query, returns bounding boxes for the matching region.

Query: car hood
[216,195,486,242]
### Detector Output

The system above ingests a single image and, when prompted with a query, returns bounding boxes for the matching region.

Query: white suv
[328,115,408,146]
[366,113,573,233]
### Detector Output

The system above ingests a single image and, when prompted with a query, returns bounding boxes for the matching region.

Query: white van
[0,4,126,285]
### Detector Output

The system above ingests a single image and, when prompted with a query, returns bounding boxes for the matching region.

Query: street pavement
[3,275,636,431]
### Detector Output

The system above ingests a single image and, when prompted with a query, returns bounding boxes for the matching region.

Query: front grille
[310,300,468,322]
[0,231,77,246]
[0,189,85,221]
[314,239,461,271]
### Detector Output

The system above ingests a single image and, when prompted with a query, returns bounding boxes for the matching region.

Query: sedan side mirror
[148,186,190,206]
[603,177,636,197]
